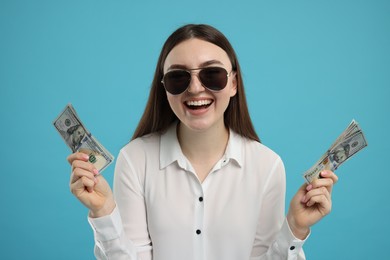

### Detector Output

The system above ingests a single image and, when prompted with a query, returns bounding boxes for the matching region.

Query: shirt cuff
[274,218,310,258]
[88,206,123,241]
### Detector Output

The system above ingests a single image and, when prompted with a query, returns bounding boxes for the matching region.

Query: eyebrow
[167,60,224,71]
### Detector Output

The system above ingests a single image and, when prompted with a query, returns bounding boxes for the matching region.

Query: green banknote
[303,120,368,183]
[53,104,114,173]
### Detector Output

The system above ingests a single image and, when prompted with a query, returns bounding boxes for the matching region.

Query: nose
[186,72,206,93]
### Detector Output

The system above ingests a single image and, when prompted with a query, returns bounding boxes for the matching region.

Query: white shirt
[89,123,307,260]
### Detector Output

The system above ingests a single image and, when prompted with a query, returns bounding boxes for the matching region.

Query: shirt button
[196,229,201,235]
[290,246,295,250]
[199,197,203,202]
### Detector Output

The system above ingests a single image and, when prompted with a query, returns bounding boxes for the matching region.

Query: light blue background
[1,0,389,259]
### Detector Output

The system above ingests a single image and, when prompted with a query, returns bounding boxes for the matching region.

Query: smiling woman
[66,24,338,260]
[163,39,237,133]
[133,24,259,142]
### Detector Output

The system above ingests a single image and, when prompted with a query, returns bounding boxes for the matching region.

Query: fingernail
[83,154,90,160]
[306,184,313,191]
[321,171,328,177]
[301,195,307,203]
[93,169,99,175]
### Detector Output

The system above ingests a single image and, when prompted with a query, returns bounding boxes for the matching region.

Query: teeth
[186,100,212,106]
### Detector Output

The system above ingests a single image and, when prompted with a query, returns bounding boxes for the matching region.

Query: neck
[177,122,229,163]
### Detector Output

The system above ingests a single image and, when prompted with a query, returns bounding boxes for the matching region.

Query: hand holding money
[54,104,116,217]
[53,104,114,173]
[67,151,116,217]
[303,120,368,183]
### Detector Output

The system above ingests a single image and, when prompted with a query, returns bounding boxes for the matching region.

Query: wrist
[287,212,310,240]
[89,200,116,218]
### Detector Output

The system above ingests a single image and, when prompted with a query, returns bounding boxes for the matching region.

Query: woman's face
[163,38,237,133]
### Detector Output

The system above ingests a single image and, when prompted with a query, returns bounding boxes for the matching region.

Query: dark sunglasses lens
[163,70,191,95]
[199,67,228,91]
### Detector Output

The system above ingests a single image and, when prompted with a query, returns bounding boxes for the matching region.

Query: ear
[230,72,238,97]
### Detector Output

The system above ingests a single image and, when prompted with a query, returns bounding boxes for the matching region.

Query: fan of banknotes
[303,120,368,183]
[53,104,114,173]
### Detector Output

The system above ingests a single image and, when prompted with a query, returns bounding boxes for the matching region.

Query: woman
[68,24,338,259]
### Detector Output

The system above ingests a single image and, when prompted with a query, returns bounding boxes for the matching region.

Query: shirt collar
[160,122,183,169]
[224,129,243,167]
[160,122,243,169]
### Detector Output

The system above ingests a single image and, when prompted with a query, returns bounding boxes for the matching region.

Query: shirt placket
[193,179,205,260]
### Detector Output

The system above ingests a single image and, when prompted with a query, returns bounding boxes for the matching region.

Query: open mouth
[185,99,213,110]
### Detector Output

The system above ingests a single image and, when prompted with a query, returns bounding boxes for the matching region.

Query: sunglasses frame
[161,66,232,95]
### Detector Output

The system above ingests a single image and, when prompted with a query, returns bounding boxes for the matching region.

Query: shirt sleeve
[87,143,153,260]
[251,156,309,260]
[269,218,309,259]
[88,206,138,259]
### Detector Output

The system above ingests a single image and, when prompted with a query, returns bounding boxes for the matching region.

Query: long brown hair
[132,24,260,143]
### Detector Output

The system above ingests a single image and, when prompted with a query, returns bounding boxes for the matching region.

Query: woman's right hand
[67,152,116,218]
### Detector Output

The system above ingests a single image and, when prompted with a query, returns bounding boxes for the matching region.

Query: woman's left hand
[287,170,338,239]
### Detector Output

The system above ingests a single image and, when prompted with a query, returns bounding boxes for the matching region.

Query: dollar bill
[303,120,368,183]
[53,104,114,173]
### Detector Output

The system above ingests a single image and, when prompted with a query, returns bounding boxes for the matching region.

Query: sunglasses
[161,67,232,95]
